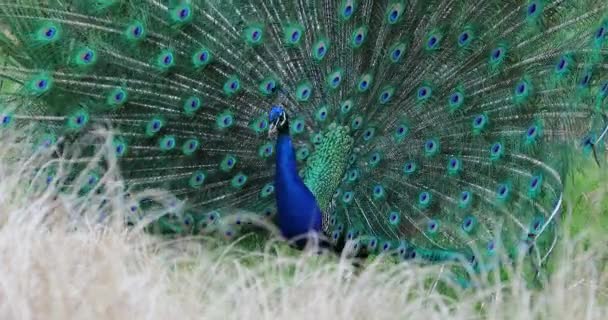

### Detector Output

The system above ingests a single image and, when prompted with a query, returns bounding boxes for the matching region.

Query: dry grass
[0,128,606,320]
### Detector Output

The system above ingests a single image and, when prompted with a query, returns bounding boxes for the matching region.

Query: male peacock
[0,0,607,271]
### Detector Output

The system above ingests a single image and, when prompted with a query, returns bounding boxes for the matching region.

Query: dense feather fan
[0,0,607,270]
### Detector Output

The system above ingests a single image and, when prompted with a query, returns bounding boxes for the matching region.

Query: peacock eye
[392,49,401,59]
[527,3,537,15]
[179,8,190,18]
[291,31,300,41]
[531,177,539,188]
[389,10,399,21]
[596,26,606,39]
[487,241,495,251]
[45,28,55,37]
[492,48,502,60]
[517,83,526,94]
[344,5,353,16]
[459,32,469,43]
[580,73,590,86]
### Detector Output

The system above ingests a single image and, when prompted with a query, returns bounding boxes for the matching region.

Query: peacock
[1,0,607,272]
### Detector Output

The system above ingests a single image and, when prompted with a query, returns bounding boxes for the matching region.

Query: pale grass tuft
[0,128,605,320]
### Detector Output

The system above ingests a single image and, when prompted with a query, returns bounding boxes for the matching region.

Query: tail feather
[0,0,607,267]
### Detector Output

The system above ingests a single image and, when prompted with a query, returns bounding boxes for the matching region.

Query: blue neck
[276,133,298,182]
[274,133,322,239]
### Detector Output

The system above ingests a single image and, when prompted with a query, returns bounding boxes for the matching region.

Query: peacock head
[268,105,289,136]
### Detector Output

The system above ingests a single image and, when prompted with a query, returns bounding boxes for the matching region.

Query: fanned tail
[0,0,607,270]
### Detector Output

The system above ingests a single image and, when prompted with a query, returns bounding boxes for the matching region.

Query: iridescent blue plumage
[0,0,605,271]
[275,134,323,239]
[270,106,323,240]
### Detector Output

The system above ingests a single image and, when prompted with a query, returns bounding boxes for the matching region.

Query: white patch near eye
[268,109,287,138]
[268,124,278,138]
